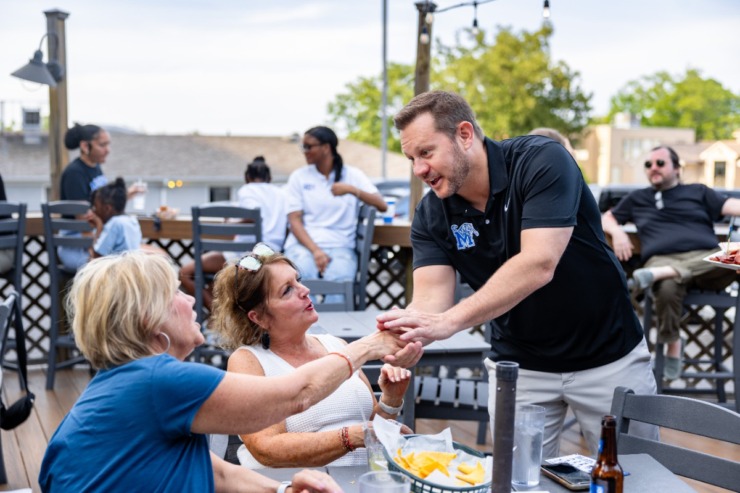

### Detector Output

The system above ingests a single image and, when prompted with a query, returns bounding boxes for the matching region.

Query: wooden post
[405,2,436,304]
[45,9,70,201]
[409,2,436,224]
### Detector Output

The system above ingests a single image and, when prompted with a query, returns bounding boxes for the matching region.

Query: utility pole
[409,2,436,223]
[380,0,389,179]
[45,9,70,201]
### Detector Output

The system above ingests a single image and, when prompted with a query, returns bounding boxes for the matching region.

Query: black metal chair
[302,279,355,312]
[0,201,26,295]
[0,202,27,376]
[190,204,262,366]
[0,291,34,484]
[42,201,94,390]
[190,203,262,324]
[642,287,740,412]
[353,205,376,310]
[610,386,740,490]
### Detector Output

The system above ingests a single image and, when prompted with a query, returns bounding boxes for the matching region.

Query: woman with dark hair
[58,124,145,270]
[284,127,386,302]
[61,123,111,202]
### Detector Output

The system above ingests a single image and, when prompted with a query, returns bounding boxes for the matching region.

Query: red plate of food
[704,243,740,271]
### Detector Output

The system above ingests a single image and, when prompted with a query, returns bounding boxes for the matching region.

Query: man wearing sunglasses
[602,145,740,379]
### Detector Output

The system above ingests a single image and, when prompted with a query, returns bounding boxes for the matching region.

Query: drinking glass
[358,471,410,493]
[512,404,545,488]
[364,424,387,471]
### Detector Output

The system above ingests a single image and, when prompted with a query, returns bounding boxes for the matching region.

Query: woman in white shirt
[180,157,287,309]
[284,127,386,303]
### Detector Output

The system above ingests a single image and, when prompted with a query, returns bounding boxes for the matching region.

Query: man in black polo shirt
[377,91,657,457]
[602,146,740,379]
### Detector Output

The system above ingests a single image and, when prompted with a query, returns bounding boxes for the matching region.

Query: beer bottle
[590,415,623,493]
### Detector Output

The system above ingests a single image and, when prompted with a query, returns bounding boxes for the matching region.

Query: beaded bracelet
[340,426,355,451]
[328,351,355,379]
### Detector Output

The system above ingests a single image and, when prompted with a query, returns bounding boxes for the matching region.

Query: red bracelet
[328,352,355,379]
[340,426,355,452]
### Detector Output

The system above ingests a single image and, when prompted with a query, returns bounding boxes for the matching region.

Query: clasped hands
[376,308,459,368]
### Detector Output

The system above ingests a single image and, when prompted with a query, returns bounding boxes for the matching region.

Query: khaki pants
[485,338,658,459]
[646,249,736,344]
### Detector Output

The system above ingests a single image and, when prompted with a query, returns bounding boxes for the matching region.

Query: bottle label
[590,484,605,493]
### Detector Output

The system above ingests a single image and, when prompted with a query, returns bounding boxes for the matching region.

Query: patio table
[308,310,491,426]
[259,454,697,492]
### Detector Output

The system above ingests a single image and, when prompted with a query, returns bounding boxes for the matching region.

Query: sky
[1,0,738,137]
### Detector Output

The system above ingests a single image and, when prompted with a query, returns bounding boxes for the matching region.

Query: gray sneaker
[632,268,655,291]
[663,338,685,380]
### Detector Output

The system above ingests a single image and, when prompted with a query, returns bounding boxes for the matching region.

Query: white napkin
[371,415,492,488]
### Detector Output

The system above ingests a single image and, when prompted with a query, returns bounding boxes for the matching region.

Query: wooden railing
[4,215,413,364]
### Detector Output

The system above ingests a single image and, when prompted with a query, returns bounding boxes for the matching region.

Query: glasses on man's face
[301,143,322,152]
[644,159,666,169]
[234,243,276,311]
[654,191,664,210]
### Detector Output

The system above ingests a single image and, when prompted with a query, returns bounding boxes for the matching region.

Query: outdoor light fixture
[420,25,431,44]
[471,1,479,36]
[10,33,64,87]
[543,0,550,19]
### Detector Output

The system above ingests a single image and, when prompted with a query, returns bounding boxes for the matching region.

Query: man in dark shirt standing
[602,146,740,379]
[377,91,657,457]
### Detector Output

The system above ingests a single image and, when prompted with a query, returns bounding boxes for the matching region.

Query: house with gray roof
[1,130,412,212]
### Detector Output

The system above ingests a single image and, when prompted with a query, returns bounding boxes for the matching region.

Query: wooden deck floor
[2,369,737,492]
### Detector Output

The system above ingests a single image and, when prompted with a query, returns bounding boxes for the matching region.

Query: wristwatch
[277,481,292,493]
[378,398,404,415]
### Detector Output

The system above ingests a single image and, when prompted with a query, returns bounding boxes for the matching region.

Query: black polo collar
[444,137,508,216]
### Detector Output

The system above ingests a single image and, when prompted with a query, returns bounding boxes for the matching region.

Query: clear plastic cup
[358,471,410,493]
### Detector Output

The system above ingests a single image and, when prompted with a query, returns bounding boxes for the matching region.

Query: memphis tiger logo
[451,223,478,250]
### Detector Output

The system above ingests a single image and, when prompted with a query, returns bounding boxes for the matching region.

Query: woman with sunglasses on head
[284,126,387,303]
[39,250,412,492]
[210,243,421,469]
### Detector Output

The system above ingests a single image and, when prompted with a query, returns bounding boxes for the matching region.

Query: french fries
[393,449,486,485]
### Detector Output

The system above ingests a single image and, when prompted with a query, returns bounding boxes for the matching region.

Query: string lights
[417,0,552,44]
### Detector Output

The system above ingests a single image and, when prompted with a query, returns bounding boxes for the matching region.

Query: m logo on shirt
[451,223,479,250]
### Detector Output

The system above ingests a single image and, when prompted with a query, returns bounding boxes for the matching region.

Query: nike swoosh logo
[504,197,511,212]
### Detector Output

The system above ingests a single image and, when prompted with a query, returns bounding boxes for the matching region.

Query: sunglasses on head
[644,159,667,169]
[234,243,276,312]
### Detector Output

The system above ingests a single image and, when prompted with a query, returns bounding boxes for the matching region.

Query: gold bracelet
[328,352,355,379]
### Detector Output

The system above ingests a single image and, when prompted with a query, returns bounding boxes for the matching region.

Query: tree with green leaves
[435,24,591,140]
[327,62,415,153]
[608,69,740,141]
[328,24,591,150]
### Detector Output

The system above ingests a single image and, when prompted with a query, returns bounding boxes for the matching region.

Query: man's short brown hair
[394,91,484,141]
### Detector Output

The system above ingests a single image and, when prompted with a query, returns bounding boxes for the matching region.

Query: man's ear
[457,121,476,150]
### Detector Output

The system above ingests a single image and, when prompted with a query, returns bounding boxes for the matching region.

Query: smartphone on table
[540,463,592,490]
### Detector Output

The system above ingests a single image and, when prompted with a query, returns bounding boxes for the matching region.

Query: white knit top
[235,334,373,469]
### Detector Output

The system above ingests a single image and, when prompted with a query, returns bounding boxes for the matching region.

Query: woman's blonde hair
[210,252,297,350]
[66,251,179,369]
